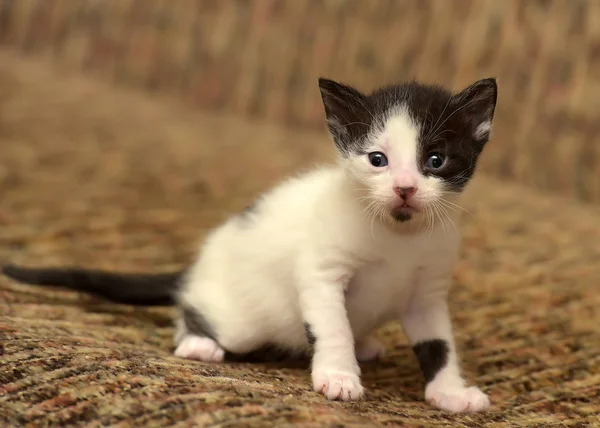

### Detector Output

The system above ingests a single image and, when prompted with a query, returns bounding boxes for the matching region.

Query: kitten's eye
[368,152,388,167]
[425,153,445,169]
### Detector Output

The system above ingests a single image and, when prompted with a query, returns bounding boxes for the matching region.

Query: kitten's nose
[394,186,417,199]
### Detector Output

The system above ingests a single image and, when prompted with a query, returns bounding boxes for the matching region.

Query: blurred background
[1,0,599,200]
[1,1,600,426]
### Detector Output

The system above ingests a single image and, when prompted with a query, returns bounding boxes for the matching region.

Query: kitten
[3,76,497,412]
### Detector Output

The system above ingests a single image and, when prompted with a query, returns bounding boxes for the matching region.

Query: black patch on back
[304,322,316,346]
[412,339,449,383]
[183,305,217,341]
[318,77,497,192]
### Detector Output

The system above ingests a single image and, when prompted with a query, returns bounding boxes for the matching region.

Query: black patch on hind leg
[183,305,217,341]
[412,339,449,383]
[304,323,316,346]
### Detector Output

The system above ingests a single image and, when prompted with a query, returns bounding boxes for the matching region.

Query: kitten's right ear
[318,78,371,155]
[453,78,498,144]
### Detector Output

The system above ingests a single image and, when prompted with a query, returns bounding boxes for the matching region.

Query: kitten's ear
[453,78,498,143]
[318,78,371,154]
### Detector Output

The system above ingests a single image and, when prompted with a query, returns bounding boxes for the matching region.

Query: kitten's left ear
[453,78,498,143]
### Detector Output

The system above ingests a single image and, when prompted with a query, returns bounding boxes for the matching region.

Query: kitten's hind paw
[174,335,225,362]
[425,384,490,413]
[312,369,364,401]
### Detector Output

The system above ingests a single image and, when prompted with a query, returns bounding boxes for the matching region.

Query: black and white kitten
[3,76,498,412]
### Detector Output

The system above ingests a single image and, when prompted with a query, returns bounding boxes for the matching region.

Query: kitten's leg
[355,335,386,362]
[172,307,225,363]
[174,334,225,362]
[401,278,489,413]
[299,270,363,401]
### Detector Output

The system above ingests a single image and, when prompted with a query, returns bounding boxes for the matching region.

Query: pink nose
[394,186,417,200]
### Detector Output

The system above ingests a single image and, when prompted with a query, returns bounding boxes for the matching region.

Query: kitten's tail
[2,264,183,306]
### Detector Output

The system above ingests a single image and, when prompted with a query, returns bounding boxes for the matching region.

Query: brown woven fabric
[1,0,599,202]
[1,52,600,427]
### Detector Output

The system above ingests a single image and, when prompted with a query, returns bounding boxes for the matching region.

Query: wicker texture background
[0,0,599,202]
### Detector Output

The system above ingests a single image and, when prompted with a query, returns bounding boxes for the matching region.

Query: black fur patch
[391,210,413,223]
[318,77,497,193]
[414,78,497,192]
[304,323,316,346]
[182,305,217,341]
[412,339,449,383]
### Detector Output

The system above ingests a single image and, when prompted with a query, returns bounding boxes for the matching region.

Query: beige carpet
[1,52,600,427]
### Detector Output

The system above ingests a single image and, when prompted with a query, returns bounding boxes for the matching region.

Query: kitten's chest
[344,234,454,337]
[350,234,431,294]
[344,255,421,337]
[348,255,419,303]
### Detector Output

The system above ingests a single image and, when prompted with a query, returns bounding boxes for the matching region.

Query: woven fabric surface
[0,0,599,202]
[1,52,600,427]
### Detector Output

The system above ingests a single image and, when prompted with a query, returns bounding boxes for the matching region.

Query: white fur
[475,121,491,140]
[343,108,449,219]
[174,110,488,411]
[174,335,225,362]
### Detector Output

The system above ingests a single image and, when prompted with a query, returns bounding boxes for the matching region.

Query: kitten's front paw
[355,336,386,362]
[425,383,490,413]
[312,369,364,401]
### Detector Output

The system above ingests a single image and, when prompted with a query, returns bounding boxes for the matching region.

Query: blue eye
[425,153,445,169]
[368,152,388,167]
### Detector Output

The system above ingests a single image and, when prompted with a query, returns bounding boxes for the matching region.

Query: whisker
[376,205,388,230]
[428,97,480,143]
[437,202,459,235]
[438,200,459,214]
[338,121,371,128]
[427,97,452,141]
[440,197,475,218]
[417,207,426,231]
[422,206,432,235]
[370,212,376,239]
[431,202,447,239]
[427,206,436,238]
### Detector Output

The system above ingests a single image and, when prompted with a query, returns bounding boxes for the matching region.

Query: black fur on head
[318,77,498,192]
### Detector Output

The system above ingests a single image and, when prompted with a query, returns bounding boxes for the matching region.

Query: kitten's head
[318,77,497,225]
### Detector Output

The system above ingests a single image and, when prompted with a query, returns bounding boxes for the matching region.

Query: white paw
[312,369,364,401]
[174,335,225,362]
[355,336,386,362]
[425,384,490,413]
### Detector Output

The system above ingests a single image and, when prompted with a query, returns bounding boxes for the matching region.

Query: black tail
[2,264,184,306]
